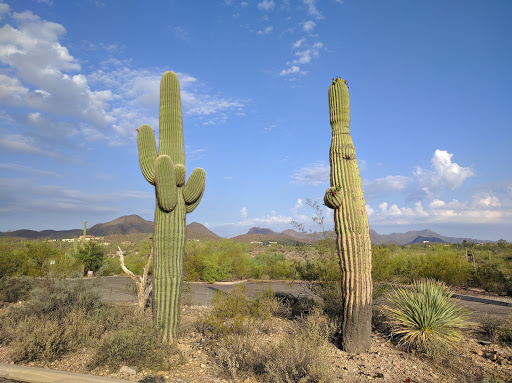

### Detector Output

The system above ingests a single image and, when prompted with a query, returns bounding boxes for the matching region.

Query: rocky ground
[1,302,511,383]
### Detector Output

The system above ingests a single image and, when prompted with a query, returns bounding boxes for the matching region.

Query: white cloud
[240,206,248,218]
[303,0,323,19]
[291,162,329,185]
[292,38,305,49]
[279,65,303,76]
[258,0,275,11]
[476,193,501,207]
[292,198,303,213]
[0,3,10,20]
[302,20,316,32]
[414,150,474,196]
[256,26,273,35]
[363,175,408,199]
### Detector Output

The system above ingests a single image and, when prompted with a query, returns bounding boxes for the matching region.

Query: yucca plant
[383,279,467,352]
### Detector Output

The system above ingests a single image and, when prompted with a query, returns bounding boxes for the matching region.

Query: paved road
[94,276,512,323]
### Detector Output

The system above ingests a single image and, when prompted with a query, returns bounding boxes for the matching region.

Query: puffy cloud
[292,38,306,49]
[292,198,303,213]
[240,206,248,218]
[291,162,329,185]
[256,25,273,35]
[302,21,316,32]
[279,65,303,76]
[415,150,474,196]
[258,0,275,11]
[303,0,323,19]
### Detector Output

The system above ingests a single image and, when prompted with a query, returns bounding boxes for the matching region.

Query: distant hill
[370,229,484,245]
[0,215,219,241]
[409,236,447,244]
[0,217,490,244]
[230,227,319,245]
[186,222,221,241]
[88,215,153,236]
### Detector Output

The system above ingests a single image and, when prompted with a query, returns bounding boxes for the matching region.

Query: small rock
[200,363,206,368]
[120,365,137,375]
[478,340,491,346]
[475,350,484,356]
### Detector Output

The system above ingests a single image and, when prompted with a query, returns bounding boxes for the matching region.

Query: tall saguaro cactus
[137,71,206,344]
[324,77,372,353]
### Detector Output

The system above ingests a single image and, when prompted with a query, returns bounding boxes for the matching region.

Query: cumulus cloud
[292,198,303,213]
[256,25,273,35]
[279,65,303,76]
[302,20,316,32]
[303,0,323,19]
[258,0,275,11]
[291,162,329,185]
[414,150,474,196]
[240,206,248,218]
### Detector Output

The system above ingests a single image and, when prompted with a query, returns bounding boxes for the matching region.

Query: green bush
[0,277,34,302]
[75,242,105,275]
[383,279,467,353]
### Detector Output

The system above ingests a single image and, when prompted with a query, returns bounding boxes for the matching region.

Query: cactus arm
[324,186,343,209]
[137,124,157,185]
[174,164,186,187]
[183,167,206,205]
[154,155,178,212]
[158,71,185,165]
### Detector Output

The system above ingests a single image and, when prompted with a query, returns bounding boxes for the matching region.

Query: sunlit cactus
[137,71,206,344]
[324,77,372,353]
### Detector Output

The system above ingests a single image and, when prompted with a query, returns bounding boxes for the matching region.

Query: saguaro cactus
[137,71,206,343]
[324,77,372,353]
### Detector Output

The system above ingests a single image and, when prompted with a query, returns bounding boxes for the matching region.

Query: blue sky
[0,0,511,241]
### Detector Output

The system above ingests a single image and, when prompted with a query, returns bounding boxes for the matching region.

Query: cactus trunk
[324,78,372,353]
[137,71,206,344]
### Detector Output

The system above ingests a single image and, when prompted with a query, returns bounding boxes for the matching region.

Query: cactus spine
[137,71,206,344]
[324,77,372,353]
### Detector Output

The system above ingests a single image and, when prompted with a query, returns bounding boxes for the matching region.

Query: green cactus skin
[137,71,206,344]
[324,77,372,353]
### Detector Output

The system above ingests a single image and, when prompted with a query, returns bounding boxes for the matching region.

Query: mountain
[370,229,484,245]
[409,236,447,244]
[88,215,153,236]
[247,227,280,236]
[186,222,221,240]
[0,215,219,241]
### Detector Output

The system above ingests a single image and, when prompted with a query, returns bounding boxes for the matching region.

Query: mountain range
[0,215,489,245]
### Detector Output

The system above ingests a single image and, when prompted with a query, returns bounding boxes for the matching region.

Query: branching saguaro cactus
[137,71,206,344]
[324,77,372,353]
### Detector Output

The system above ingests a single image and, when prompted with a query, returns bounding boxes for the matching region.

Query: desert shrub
[89,312,176,370]
[0,276,34,302]
[481,315,512,345]
[264,309,334,383]
[214,332,266,381]
[13,279,104,320]
[473,263,511,294]
[198,283,275,339]
[383,279,467,353]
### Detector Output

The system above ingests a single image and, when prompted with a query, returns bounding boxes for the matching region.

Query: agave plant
[383,279,467,352]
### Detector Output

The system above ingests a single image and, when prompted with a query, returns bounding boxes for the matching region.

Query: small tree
[76,241,104,276]
[118,246,153,313]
